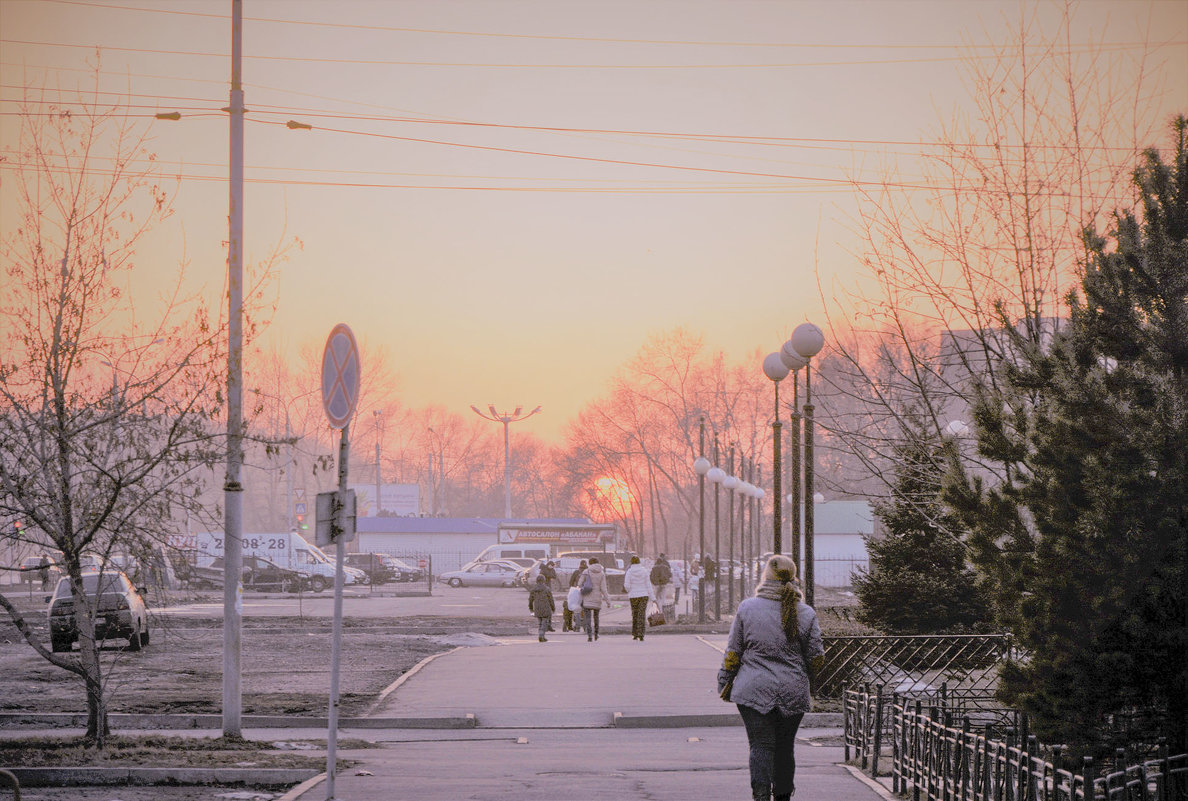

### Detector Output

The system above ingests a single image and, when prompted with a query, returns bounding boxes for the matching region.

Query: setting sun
[591,476,635,518]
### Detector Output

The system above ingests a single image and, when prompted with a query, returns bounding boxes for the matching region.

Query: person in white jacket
[622,555,653,641]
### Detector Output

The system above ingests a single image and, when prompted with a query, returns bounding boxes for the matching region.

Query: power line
[1,38,1167,69]
[0,86,1148,156]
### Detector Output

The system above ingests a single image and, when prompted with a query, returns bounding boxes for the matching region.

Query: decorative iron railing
[820,634,1015,699]
[844,691,1188,801]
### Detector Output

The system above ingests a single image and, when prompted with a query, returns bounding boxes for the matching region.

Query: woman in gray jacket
[717,555,824,801]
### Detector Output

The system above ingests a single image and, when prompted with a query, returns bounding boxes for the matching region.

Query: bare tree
[818,3,1168,507]
[0,82,226,745]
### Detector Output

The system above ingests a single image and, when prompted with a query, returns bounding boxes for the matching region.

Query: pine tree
[947,117,1188,754]
[853,412,992,635]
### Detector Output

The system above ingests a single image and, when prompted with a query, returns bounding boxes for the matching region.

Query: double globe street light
[694,441,766,617]
[762,322,825,606]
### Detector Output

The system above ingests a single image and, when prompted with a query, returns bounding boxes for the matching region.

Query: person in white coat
[577,558,611,642]
[622,555,653,641]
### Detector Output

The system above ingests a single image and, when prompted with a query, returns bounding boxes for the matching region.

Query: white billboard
[349,483,420,516]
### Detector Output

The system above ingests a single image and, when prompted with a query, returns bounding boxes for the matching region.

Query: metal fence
[815,556,869,588]
[820,634,1015,700]
[860,694,1188,801]
[845,684,1024,780]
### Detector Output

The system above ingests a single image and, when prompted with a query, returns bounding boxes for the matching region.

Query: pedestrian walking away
[568,559,588,588]
[622,555,652,640]
[717,554,824,801]
[650,552,675,622]
[539,559,559,590]
[578,558,611,641]
[527,575,555,642]
[563,583,582,632]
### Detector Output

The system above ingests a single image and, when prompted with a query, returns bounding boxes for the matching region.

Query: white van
[473,544,551,564]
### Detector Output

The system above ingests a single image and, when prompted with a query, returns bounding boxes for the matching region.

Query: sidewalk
[287,630,891,801]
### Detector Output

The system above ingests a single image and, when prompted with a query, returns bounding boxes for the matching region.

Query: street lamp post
[785,322,825,607]
[373,410,383,516]
[707,434,725,621]
[724,446,738,614]
[778,340,808,577]
[693,418,710,624]
[427,426,446,517]
[470,405,541,518]
[762,352,791,553]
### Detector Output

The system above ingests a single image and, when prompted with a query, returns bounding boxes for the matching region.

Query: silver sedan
[437,560,526,588]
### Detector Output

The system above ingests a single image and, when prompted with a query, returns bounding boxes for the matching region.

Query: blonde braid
[762,555,802,642]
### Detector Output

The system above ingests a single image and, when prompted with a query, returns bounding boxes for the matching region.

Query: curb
[840,763,899,801]
[2,766,319,788]
[0,713,477,731]
[365,646,461,715]
[612,711,843,729]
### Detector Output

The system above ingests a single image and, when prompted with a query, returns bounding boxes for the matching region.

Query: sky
[2,0,1186,443]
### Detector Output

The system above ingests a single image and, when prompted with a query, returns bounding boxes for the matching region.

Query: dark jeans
[582,607,600,639]
[737,704,804,800]
[629,596,648,639]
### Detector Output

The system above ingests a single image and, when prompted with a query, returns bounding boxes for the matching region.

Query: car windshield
[55,573,124,597]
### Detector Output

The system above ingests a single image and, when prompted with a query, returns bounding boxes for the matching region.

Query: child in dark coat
[528,575,556,642]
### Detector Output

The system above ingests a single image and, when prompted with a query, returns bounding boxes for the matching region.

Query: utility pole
[222,0,245,739]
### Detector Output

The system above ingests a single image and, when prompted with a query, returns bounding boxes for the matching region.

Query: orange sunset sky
[3,0,1186,442]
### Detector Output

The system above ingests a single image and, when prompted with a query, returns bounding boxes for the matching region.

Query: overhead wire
[0,38,1170,69]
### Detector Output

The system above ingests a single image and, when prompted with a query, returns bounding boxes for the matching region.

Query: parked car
[203,556,308,592]
[345,552,392,584]
[384,556,425,583]
[436,560,525,588]
[20,554,61,587]
[344,553,425,584]
[47,570,149,653]
[555,552,630,593]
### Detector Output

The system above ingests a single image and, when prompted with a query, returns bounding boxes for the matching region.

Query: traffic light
[295,513,307,530]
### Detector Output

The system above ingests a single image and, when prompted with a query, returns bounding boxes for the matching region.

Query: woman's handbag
[647,602,666,627]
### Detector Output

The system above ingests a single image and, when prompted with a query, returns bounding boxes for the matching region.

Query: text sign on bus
[321,323,360,429]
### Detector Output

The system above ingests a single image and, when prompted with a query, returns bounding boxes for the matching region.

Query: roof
[356,517,590,535]
[805,500,875,536]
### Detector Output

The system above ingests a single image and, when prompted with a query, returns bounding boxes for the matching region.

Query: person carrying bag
[716,555,824,801]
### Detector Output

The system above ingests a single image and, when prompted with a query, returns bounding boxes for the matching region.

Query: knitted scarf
[755,578,803,642]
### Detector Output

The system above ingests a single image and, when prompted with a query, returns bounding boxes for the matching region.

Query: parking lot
[0,583,646,718]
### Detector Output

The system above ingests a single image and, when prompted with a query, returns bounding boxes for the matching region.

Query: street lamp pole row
[762,322,825,607]
[693,431,765,618]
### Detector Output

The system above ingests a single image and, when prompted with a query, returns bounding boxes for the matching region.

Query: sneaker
[539,636,548,642]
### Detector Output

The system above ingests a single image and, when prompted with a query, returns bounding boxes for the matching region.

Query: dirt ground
[0,613,465,717]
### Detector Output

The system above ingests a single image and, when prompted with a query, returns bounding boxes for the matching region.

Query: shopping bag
[647,602,666,627]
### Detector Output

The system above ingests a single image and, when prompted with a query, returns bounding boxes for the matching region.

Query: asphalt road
[153,584,701,626]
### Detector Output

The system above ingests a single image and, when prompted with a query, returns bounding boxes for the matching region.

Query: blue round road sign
[321,323,360,429]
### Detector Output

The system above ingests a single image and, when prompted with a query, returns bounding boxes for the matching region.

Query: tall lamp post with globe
[693,418,711,624]
[785,322,825,606]
[762,352,790,554]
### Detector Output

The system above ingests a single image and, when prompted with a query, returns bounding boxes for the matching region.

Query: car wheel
[51,635,71,653]
[126,628,142,652]
[448,577,463,588]
[309,575,328,593]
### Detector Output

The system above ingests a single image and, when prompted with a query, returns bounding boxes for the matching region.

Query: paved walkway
[287,629,892,801]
